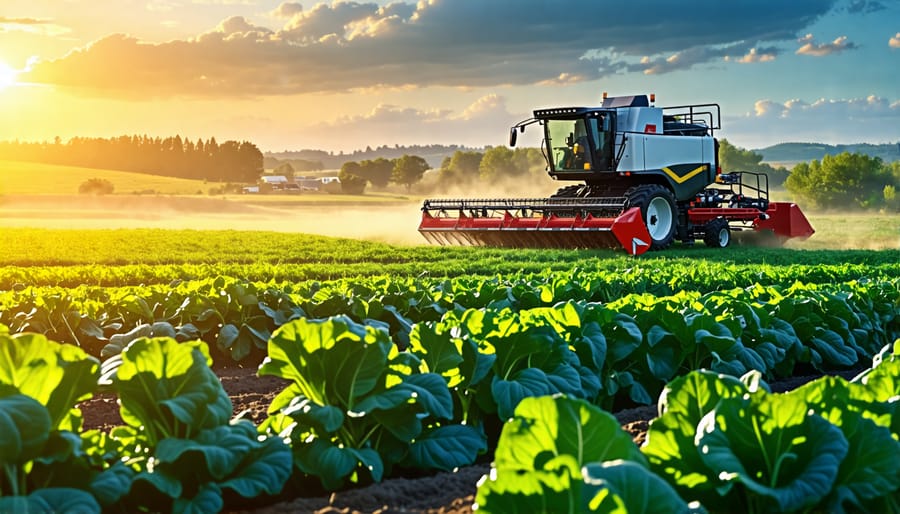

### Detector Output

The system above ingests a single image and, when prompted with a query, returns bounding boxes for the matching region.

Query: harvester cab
[420,93,814,255]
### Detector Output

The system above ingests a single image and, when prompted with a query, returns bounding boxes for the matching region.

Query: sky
[0,0,898,153]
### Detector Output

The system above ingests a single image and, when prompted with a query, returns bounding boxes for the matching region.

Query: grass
[0,159,214,195]
[1,227,898,289]
[795,213,900,250]
[0,159,417,205]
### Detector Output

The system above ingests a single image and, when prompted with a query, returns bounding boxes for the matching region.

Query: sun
[0,61,19,91]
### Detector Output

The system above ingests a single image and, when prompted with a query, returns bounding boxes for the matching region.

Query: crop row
[3,256,899,289]
[475,342,900,513]
[3,322,900,513]
[6,228,898,272]
[2,273,898,378]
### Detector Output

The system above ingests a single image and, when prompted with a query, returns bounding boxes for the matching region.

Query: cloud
[147,1,179,13]
[845,0,885,13]
[20,0,841,98]
[726,95,900,147]
[301,94,519,149]
[733,47,778,63]
[271,2,304,18]
[0,17,70,36]
[795,33,857,56]
[891,32,900,48]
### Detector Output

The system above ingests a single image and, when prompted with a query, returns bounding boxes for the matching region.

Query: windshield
[545,115,613,172]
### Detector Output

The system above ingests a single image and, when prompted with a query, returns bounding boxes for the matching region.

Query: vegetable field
[0,227,898,513]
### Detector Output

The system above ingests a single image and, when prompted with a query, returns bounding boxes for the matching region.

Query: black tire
[703,217,731,248]
[625,184,677,250]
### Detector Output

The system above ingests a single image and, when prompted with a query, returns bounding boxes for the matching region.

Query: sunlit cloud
[890,32,900,48]
[732,47,777,63]
[299,94,519,149]
[271,2,304,18]
[795,33,857,56]
[147,1,180,13]
[729,95,900,146]
[0,17,70,37]
[192,0,254,5]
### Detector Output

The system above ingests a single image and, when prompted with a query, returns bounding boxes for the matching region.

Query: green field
[1,227,898,289]
[0,159,414,203]
[1,218,899,513]
[0,159,217,195]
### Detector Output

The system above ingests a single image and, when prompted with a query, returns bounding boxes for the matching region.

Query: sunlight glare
[0,61,19,91]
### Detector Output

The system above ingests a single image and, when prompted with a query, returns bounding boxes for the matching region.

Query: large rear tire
[703,217,731,248]
[625,184,677,250]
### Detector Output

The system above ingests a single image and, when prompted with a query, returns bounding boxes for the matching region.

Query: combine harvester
[419,94,814,255]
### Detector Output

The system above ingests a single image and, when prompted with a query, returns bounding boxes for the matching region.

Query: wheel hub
[646,197,673,240]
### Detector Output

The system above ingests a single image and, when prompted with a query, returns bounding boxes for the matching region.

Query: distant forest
[265,144,479,171]
[0,136,264,183]
[756,142,900,164]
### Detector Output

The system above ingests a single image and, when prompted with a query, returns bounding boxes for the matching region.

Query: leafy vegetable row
[4,254,899,290]
[0,328,291,513]
[4,316,900,513]
[2,275,897,383]
[475,338,900,513]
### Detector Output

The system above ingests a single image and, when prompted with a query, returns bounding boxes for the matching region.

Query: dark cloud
[845,0,886,13]
[21,0,841,97]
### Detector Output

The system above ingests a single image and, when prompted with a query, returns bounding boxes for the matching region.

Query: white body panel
[615,133,714,171]
[615,106,663,134]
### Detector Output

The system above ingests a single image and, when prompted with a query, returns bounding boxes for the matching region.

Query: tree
[357,157,394,189]
[78,178,114,195]
[339,161,367,194]
[718,139,789,186]
[391,155,430,192]
[273,162,295,177]
[884,185,899,212]
[478,146,517,181]
[785,152,893,209]
[439,150,482,186]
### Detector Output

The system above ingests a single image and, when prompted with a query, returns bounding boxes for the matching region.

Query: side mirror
[508,127,518,147]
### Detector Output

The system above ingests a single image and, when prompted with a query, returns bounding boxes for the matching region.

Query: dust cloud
[0,194,427,246]
[1,194,896,251]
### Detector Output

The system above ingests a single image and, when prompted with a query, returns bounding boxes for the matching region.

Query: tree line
[338,155,430,194]
[267,143,472,170]
[0,135,264,183]
[719,138,900,211]
[335,146,545,195]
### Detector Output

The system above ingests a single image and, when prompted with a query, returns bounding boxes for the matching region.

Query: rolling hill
[0,160,214,196]
[756,142,900,165]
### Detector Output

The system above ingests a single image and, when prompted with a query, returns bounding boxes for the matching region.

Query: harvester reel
[625,184,677,250]
[703,217,731,248]
[551,185,584,198]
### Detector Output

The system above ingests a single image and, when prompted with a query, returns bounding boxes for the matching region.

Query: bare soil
[79,366,858,514]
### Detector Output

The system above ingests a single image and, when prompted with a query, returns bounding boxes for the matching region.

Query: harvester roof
[533,94,652,119]
[533,107,606,119]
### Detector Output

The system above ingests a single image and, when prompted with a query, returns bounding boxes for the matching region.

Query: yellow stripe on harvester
[661,164,708,184]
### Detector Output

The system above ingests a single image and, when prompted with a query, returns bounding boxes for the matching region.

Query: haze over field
[0,0,898,152]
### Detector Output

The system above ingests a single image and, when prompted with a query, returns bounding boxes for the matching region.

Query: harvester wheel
[703,217,731,248]
[625,184,677,250]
